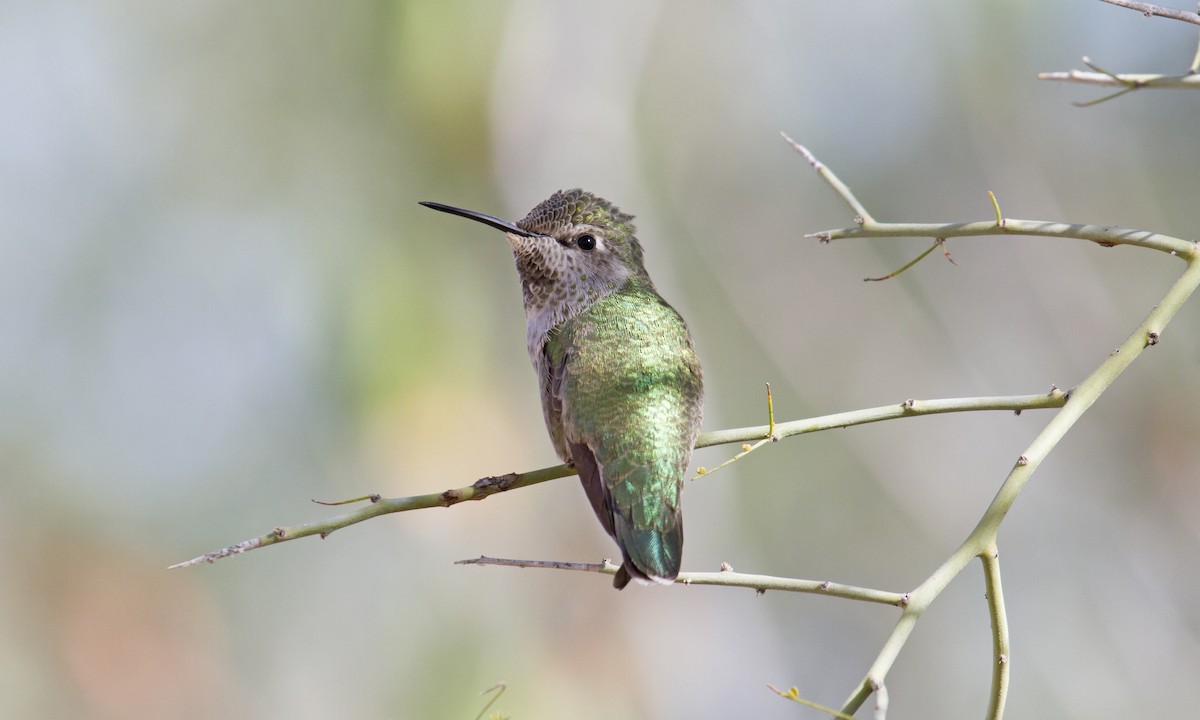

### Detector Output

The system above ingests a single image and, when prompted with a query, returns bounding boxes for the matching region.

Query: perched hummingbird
[421,189,704,589]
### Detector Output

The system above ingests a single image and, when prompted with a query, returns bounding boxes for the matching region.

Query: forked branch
[171,392,1065,568]
[782,136,1200,720]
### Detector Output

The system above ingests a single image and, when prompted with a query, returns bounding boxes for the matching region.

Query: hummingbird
[420,189,704,589]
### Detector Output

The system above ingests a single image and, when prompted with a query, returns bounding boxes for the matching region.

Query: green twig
[768,684,857,720]
[786,142,1200,719]
[170,392,1065,569]
[863,240,942,282]
[472,683,507,720]
[693,383,775,480]
[981,548,1010,720]
[781,131,875,224]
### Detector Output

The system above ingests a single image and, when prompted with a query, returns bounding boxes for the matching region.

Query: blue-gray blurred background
[3,1,1199,718]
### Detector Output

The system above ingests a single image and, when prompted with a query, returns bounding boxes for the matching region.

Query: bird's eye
[576,234,596,251]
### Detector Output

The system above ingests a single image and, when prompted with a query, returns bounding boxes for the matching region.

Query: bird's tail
[612,515,682,590]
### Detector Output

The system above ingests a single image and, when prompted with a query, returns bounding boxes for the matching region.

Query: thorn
[765,383,776,439]
[987,190,1004,228]
[937,238,957,265]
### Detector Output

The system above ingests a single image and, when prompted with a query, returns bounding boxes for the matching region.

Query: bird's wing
[554,290,702,584]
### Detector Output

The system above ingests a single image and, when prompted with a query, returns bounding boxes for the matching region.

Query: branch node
[1016,455,1030,467]
[720,561,734,572]
[273,527,286,539]
[472,473,519,492]
[1147,330,1161,346]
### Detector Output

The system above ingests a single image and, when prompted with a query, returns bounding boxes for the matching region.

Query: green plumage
[545,278,702,587]
[421,189,704,589]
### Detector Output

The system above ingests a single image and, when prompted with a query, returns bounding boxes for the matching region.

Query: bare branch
[1037,69,1200,89]
[172,392,1067,568]
[1099,0,1200,25]
[981,548,1011,720]
[457,556,909,605]
[790,140,1200,719]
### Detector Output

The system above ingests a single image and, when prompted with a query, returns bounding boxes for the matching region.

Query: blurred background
[3,1,1199,718]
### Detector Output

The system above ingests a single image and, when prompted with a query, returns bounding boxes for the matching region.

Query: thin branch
[456,556,909,605]
[699,391,1068,450]
[472,683,507,720]
[789,140,1196,259]
[839,257,1200,717]
[1040,3,1200,105]
[1037,68,1200,92]
[693,383,775,480]
[168,464,573,569]
[787,140,1200,719]
[811,217,1196,257]
[981,547,1011,720]
[768,685,857,720]
[781,131,875,224]
[171,392,1065,568]
[863,240,943,282]
[874,683,889,720]
[1099,0,1200,25]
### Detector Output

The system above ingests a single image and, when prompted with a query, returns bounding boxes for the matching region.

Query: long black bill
[419,201,540,238]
